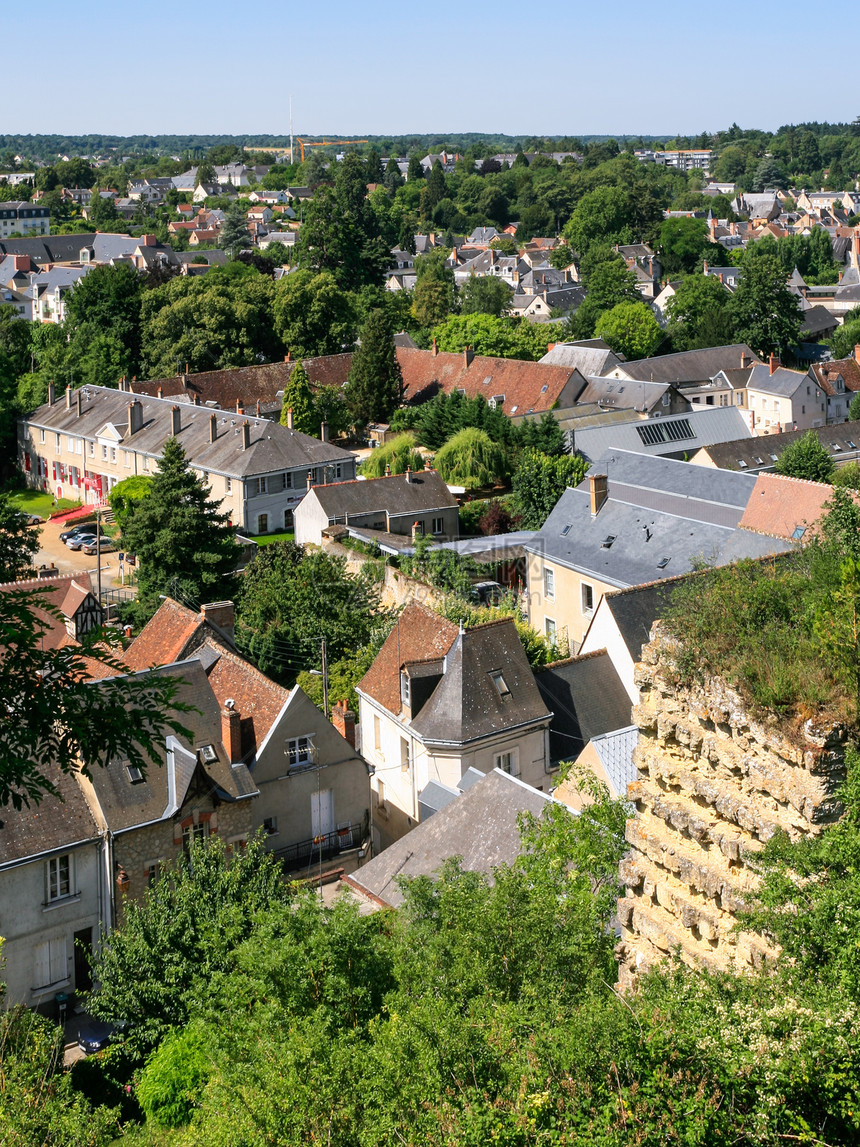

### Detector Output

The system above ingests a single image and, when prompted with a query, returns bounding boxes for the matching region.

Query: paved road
[34,520,130,590]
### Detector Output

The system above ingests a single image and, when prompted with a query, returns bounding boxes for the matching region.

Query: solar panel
[635,418,694,446]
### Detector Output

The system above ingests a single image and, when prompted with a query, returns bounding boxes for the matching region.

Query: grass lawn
[8,488,82,519]
[253,529,295,547]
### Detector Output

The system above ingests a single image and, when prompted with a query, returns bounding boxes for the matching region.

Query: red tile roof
[205,644,289,758]
[397,348,581,415]
[738,473,836,540]
[0,574,94,651]
[810,357,860,397]
[123,598,202,671]
[357,603,459,715]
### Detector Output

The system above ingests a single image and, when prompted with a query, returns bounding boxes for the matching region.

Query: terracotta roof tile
[203,643,289,758]
[811,357,860,397]
[122,598,202,671]
[738,473,835,540]
[0,574,96,651]
[357,603,459,716]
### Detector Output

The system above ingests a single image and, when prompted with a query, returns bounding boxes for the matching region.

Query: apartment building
[0,201,50,239]
[17,383,356,534]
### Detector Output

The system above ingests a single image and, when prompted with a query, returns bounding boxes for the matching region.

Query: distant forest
[2,123,856,161]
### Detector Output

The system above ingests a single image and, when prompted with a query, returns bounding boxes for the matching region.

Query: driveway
[34,522,130,590]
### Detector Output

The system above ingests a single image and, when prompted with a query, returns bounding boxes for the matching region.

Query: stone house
[808,353,860,424]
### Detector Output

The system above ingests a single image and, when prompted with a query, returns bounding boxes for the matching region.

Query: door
[310,788,335,841]
[74,927,93,992]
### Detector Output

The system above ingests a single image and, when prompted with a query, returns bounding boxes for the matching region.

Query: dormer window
[490,670,511,699]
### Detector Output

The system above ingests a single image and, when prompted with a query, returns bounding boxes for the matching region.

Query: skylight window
[657,557,670,569]
[738,459,748,468]
[849,441,857,449]
[792,526,807,540]
[602,535,616,549]
[126,764,144,784]
[490,670,511,699]
[199,744,218,763]
[755,457,764,465]
[770,454,778,461]
[833,443,842,452]
[561,525,572,536]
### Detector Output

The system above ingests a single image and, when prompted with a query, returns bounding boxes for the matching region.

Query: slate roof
[738,473,835,540]
[86,660,257,834]
[398,347,584,416]
[0,234,99,265]
[0,767,100,868]
[535,650,632,765]
[539,340,622,377]
[24,385,353,479]
[590,726,640,797]
[745,363,808,398]
[358,604,459,716]
[527,449,792,587]
[570,407,752,462]
[577,376,679,411]
[305,470,457,518]
[613,344,760,385]
[409,620,551,746]
[697,421,860,471]
[599,580,678,663]
[343,769,558,908]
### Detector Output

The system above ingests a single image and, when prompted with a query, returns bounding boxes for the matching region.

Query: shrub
[359,434,424,477]
[136,1024,212,1128]
[434,427,510,489]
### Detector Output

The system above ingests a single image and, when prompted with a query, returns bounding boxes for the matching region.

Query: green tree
[410,251,455,327]
[235,541,386,680]
[119,436,239,620]
[345,308,403,425]
[88,834,290,1058]
[430,313,520,358]
[433,427,510,488]
[0,586,190,808]
[850,392,860,422]
[831,319,860,361]
[63,262,143,378]
[563,185,632,255]
[729,253,802,356]
[279,360,317,435]
[218,201,251,256]
[833,460,860,489]
[0,492,39,581]
[595,299,663,359]
[107,474,153,534]
[136,1023,212,1129]
[407,152,425,182]
[272,268,356,358]
[774,430,836,483]
[657,216,718,275]
[359,432,423,477]
[512,448,588,529]
[383,157,404,195]
[665,273,733,350]
[459,274,513,317]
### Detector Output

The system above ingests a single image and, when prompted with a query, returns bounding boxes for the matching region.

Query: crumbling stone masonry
[616,623,848,989]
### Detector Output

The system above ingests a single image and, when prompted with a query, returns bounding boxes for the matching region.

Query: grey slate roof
[577,376,677,411]
[590,726,639,797]
[0,768,100,869]
[613,344,760,385]
[570,407,752,462]
[535,651,632,765]
[527,450,792,588]
[696,421,860,472]
[0,234,100,264]
[409,620,551,746]
[23,384,354,479]
[85,660,257,835]
[306,469,456,518]
[344,769,559,907]
[746,363,808,398]
[599,580,678,662]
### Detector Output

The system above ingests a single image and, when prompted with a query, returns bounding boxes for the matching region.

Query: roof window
[601,535,616,549]
[792,526,807,540]
[199,744,218,763]
[770,454,778,461]
[125,764,144,784]
[656,557,670,569]
[490,670,511,699]
[737,459,748,468]
[561,524,572,536]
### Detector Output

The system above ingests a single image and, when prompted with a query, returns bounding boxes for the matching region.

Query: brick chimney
[209,412,218,442]
[331,699,356,748]
[432,337,438,356]
[157,386,163,398]
[201,600,235,640]
[320,420,329,443]
[241,420,250,449]
[236,399,244,414]
[48,381,55,405]
[854,344,860,365]
[140,233,157,247]
[76,389,83,418]
[741,351,749,368]
[589,472,608,516]
[463,345,474,367]
[287,407,294,429]
[127,400,143,436]
[769,354,780,375]
[171,405,181,435]
[255,400,261,417]
[221,702,242,765]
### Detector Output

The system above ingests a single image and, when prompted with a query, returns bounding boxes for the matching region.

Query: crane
[296,138,369,163]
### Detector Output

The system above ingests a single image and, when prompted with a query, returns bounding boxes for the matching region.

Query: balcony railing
[274,825,355,870]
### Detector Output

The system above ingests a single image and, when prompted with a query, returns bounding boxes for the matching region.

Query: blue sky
[7,2,845,137]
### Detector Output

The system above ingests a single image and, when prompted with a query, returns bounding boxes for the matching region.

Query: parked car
[16,511,43,526]
[60,522,103,543]
[80,537,116,555]
[77,1019,117,1056]
[66,532,99,551]
[471,580,506,605]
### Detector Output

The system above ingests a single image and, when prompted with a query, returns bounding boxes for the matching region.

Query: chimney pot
[405,466,411,482]
[236,399,243,414]
[209,412,217,442]
[255,400,261,417]
[157,386,163,399]
[432,337,438,356]
[320,420,329,443]
[589,472,608,516]
[331,698,356,749]
[287,407,294,430]
[241,420,250,449]
[65,385,72,410]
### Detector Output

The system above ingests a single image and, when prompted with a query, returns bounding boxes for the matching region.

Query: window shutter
[50,936,67,982]
[34,941,51,988]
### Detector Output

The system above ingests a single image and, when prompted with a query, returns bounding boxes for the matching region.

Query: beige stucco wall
[526,551,617,653]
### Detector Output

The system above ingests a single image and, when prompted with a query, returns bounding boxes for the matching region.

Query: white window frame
[286,735,314,769]
[432,517,444,534]
[225,476,232,493]
[495,749,520,777]
[182,821,209,851]
[373,713,381,752]
[581,582,594,615]
[46,853,73,903]
[400,736,411,773]
[543,566,555,601]
[545,617,557,641]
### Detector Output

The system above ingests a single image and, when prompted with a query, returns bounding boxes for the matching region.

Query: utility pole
[95,504,102,606]
[290,95,294,167]
[320,636,328,718]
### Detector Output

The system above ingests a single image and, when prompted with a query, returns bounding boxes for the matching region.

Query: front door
[73,927,93,992]
[311,788,335,841]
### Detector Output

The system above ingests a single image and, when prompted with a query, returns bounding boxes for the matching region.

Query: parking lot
[33,521,131,590]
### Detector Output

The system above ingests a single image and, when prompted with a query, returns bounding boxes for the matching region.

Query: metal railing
[274,825,355,870]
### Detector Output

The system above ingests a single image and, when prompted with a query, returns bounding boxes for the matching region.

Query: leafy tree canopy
[774,429,836,482]
[594,299,663,360]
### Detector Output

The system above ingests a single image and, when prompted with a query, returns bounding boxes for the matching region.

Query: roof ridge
[536,648,608,672]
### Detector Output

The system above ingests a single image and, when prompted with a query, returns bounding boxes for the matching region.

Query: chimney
[769,354,780,375]
[201,600,235,640]
[405,466,412,483]
[157,386,163,399]
[703,260,708,275]
[127,400,143,436]
[307,470,314,487]
[425,459,432,471]
[76,389,83,418]
[193,394,200,406]
[209,412,217,442]
[320,420,329,443]
[854,344,860,365]
[432,337,438,356]
[331,699,356,748]
[255,400,261,417]
[65,385,72,410]
[241,420,250,449]
[48,381,56,405]
[384,464,391,476]
[741,351,749,368]
[287,407,294,430]
[463,345,474,367]
[171,405,181,435]
[140,233,157,247]
[411,520,421,540]
[221,703,242,765]
[589,472,608,516]
[236,399,244,414]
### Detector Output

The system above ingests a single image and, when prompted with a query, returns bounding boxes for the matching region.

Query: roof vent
[737,459,747,467]
[199,744,218,763]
